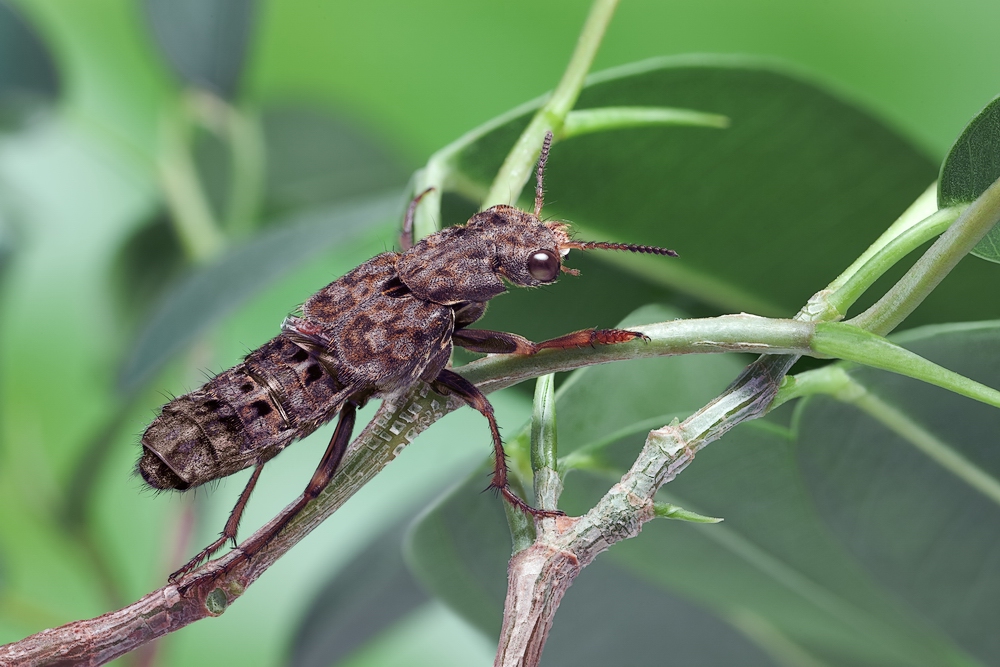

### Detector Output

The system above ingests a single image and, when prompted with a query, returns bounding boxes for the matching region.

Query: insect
[138,132,677,586]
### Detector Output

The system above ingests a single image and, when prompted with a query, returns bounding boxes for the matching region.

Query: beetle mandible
[138,132,677,585]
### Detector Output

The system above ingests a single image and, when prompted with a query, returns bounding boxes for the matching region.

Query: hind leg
[431,368,563,518]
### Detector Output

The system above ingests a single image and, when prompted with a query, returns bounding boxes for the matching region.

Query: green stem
[530,374,562,512]
[795,183,939,322]
[811,323,1000,409]
[771,366,859,410]
[158,103,226,262]
[157,91,266,260]
[827,184,938,292]
[221,105,265,238]
[849,174,1000,335]
[503,473,536,555]
[828,206,962,317]
[530,374,559,472]
[411,160,448,243]
[482,0,620,209]
[547,0,620,120]
[409,96,545,241]
[183,91,265,238]
[726,611,834,667]
[458,314,816,393]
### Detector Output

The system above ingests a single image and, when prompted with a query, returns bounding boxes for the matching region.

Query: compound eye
[527,249,559,282]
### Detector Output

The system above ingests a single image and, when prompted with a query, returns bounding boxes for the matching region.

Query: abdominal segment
[138,335,346,490]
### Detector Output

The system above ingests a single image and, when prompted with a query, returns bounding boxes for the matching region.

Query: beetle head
[397,131,677,304]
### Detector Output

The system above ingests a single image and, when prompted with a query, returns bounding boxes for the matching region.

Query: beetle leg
[431,368,563,519]
[176,402,358,593]
[400,187,435,251]
[453,327,648,355]
[451,329,536,354]
[169,463,265,583]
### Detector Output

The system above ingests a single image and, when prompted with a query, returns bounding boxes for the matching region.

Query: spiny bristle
[574,241,679,257]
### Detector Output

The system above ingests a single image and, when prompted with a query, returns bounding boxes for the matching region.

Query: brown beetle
[138,132,677,585]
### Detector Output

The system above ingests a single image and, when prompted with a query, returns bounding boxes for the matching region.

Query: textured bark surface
[491,355,799,667]
[0,586,198,666]
[495,543,581,667]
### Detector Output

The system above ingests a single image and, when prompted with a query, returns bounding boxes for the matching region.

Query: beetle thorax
[396,205,566,305]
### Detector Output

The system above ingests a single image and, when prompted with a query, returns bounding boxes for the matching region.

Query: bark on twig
[0,586,199,667]
[495,540,582,667]
[493,356,798,667]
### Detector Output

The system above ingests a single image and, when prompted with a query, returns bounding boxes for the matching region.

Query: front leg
[431,368,563,519]
[453,327,648,355]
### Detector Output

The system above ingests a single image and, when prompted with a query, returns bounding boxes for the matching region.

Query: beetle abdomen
[139,335,346,490]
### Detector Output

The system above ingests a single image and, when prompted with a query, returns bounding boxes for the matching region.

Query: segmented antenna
[534,131,553,217]
[569,241,679,257]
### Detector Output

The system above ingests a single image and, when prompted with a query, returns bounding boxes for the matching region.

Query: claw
[495,483,565,518]
[594,328,647,345]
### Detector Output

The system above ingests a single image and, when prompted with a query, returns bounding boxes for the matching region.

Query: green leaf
[593,421,975,667]
[0,115,163,644]
[535,556,782,667]
[143,0,258,99]
[109,210,186,323]
[0,195,17,284]
[118,193,399,392]
[288,522,428,667]
[261,106,411,216]
[0,115,158,478]
[653,502,723,523]
[795,320,1000,665]
[405,469,511,637]
[407,304,980,666]
[0,0,59,130]
[938,95,1000,262]
[332,602,494,667]
[445,56,938,320]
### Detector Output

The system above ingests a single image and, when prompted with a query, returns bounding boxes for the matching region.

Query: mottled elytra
[139,131,678,588]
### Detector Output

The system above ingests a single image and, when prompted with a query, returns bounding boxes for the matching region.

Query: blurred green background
[2,1,1000,666]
